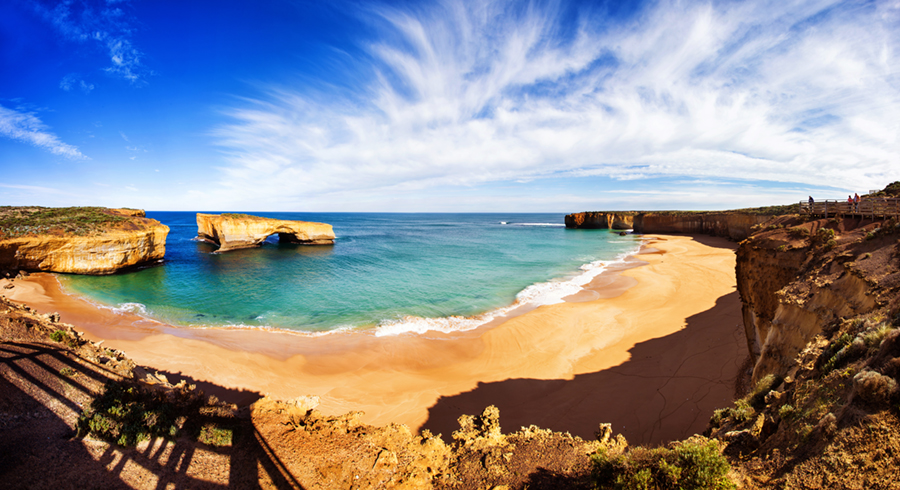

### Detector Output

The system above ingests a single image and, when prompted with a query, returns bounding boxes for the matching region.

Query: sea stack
[0,207,169,275]
[196,213,335,252]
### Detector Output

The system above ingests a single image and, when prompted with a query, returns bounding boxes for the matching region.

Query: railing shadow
[0,340,306,488]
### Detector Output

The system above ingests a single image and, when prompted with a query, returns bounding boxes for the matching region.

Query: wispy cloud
[60,73,95,93]
[0,104,86,159]
[35,0,148,84]
[213,0,900,208]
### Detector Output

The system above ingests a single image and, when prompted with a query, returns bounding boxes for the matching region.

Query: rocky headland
[196,213,335,252]
[0,207,168,275]
[564,212,635,230]
[566,209,789,241]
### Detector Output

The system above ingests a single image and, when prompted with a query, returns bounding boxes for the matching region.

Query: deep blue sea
[59,213,640,336]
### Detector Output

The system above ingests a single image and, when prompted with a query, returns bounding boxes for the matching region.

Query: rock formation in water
[564,212,635,230]
[0,207,168,275]
[196,213,335,252]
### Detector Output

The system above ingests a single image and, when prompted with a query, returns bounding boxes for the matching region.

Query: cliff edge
[564,212,635,230]
[196,213,335,252]
[565,209,784,241]
[0,207,168,275]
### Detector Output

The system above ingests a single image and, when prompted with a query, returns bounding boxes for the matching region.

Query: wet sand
[0,234,746,445]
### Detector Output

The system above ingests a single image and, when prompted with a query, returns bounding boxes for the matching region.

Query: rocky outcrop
[0,210,168,275]
[634,213,771,241]
[196,213,335,252]
[565,212,635,230]
[736,215,897,383]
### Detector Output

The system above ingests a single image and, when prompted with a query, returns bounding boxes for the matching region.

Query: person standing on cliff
[854,193,860,212]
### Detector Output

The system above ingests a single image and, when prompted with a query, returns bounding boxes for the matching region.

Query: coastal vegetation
[0,206,131,238]
[591,438,734,490]
[76,380,236,447]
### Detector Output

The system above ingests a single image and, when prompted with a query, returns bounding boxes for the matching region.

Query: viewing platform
[799,198,900,218]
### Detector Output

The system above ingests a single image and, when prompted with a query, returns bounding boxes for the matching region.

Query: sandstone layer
[634,212,771,241]
[196,213,335,252]
[565,210,770,241]
[0,210,168,275]
[735,215,898,384]
[564,212,635,230]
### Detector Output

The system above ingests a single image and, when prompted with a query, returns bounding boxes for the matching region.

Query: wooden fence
[799,198,900,218]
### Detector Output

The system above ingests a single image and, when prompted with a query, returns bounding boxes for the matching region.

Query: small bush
[59,367,76,377]
[591,438,735,490]
[817,228,836,241]
[825,239,837,250]
[853,370,899,405]
[776,244,788,252]
[778,404,798,422]
[866,232,876,241]
[50,330,68,343]
[199,424,233,447]
[77,381,183,446]
[748,374,783,409]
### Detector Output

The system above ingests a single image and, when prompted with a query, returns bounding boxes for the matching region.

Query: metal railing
[799,198,900,218]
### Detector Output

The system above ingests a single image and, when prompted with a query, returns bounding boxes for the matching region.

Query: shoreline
[0,234,745,445]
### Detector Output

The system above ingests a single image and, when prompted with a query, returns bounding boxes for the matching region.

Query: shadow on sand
[422,289,747,447]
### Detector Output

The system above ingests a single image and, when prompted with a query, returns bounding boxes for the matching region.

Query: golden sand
[1,234,745,445]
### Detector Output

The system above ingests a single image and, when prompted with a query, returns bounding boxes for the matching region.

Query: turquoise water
[59,213,640,335]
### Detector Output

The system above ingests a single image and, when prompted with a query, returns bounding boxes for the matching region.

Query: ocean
[59,212,640,336]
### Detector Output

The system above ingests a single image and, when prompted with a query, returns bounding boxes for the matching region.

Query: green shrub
[778,404,798,422]
[0,206,131,239]
[199,424,233,447]
[591,439,735,490]
[866,232,876,241]
[77,381,182,446]
[825,239,837,250]
[59,367,76,377]
[49,330,68,343]
[748,374,783,409]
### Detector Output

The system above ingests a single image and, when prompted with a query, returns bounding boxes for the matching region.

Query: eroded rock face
[196,213,335,252]
[0,214,169,275]
[736,216,897,384]
[565,212,635,230]
[634,212,770,241]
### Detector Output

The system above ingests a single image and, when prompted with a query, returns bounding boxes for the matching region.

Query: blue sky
[1,0,898,212]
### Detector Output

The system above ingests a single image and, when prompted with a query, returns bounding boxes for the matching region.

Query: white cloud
[36,0,148,84]
[59,73,95,93]
[212,0,900,209]
[0,104,86,159]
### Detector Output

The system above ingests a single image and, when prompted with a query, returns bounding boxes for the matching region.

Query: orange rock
[196,213,335,252]
[0,216,168,275]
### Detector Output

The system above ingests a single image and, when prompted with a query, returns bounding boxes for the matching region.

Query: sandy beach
[0,234,745,446]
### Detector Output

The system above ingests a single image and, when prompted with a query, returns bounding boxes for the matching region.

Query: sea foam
[373,250,636,337]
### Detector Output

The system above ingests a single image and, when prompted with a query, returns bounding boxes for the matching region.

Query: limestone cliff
[196,213,335,252]
[564,212,635,230]
[634,212,770,241]
[565,210,770,240]
[736,215,898,384]
[0,208,168,275]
